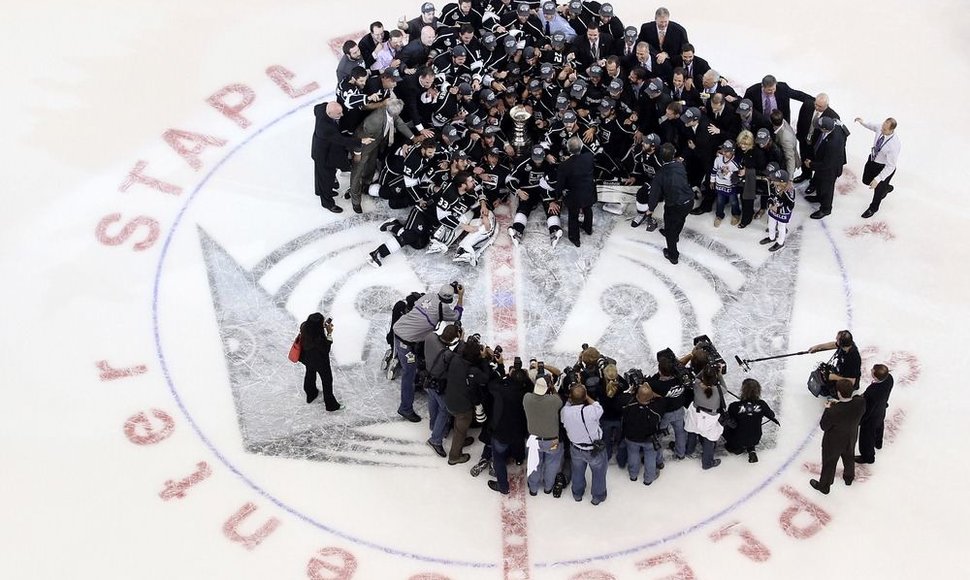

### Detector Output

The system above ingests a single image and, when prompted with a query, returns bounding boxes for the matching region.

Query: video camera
[450,280,463,294]
[624,368,646,389]
[657,347,694,390]
[693,335,727,375]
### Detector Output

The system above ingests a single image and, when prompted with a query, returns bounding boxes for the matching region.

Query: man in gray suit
[350,99,423,213]
[769,109,799,178]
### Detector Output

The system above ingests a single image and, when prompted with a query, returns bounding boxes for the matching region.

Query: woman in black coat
[299,313,341,410]
[736,130,767,228]
[724,378,776,463]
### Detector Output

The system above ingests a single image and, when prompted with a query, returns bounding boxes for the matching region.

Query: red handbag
[288,334,302,363]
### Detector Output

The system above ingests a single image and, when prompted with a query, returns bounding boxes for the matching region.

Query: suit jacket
[743,82,811,124]
[637,20,689,57]
[861,375,894,425]
[575,36,613,70]
[773,120,799,176]
[708,104,741,141]
[682,118,716,181]
[820,396,866,456]
[557,151,597,208]
[311,103,361,168]
[672,54,710,88]
[812,127,847,176]
[354,108,415,156]
[358,30,390,68]
[796,99,841,143]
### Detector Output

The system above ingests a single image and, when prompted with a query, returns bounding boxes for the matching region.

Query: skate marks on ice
[198,212,491,466]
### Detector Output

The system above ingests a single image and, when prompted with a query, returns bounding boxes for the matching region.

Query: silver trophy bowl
[509,105,533,155]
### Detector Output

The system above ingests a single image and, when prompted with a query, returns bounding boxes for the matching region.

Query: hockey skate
[380,348,394,372]
[425,240,449,254]
[508,226,522,246]
[631,212,648,228]
[550,228,563,248]
[379,219,397,232]
[644,215,659,231]
[367,249,382,268]
[452,249,473,264]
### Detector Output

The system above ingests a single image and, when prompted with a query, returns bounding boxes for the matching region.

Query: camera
[513,356,523,370]
[693,335,727,375]
[536,360,545,376]
[657,347,694,390]
[450,281,463,294]
[624,368,646,389]
[493,345,503,361]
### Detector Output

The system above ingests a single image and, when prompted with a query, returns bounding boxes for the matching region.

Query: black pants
[567,204,593,244]
[862,159,896,212]
[819,440,856,488]
[303,363,339,409]
[857,413,886,462]
[663,201,691,260]
[314,162,338,203]
[814,170,839,213]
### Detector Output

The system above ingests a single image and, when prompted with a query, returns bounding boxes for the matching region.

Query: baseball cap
[587,64,603,77]
[646,78,665,94]
[517,3,531,15]
[422,2,435,14]
[531,144,546,159]
[817,116,835,131]
[551,31,566,47]
[599,98,615,112]
[438,283,454,302]
[568,0,583,13]
[555,93,569,110]
[442,124,460,140]
[599,3,614,16]
[451,45,466,57]
[482,33,497,49]
[771,169,790,182]
[765,162,780,174]
[681,107,702,124]
[624,26,638,40]
[488,146,504,157]
[457,82,473,95]
[569,81,587,97]
[467,113,485,129]
[503,35,518,53]
[542,1,556,14]
[755,128,771,145]
[381,68,402,82]
[737,99,753,114]
[608,78,624,93]
[528,78,542,90]
[644,133,661,147]
[484,125,502,135]
[539,63,555,79]
[563,110,578,123]
[523,46,536,59]
[720,139,735,151]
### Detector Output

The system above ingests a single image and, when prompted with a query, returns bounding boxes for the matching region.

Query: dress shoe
[306,390,319,404]
[861,208,875,219]
[529,490,538,496]
[569,237,581,247]
[753,209,765,219]
[809,479,830,495]
[809,210,830,220]
[326,403,342,412]
[689,207,708,215]
[885,185,894,194]
[398,410,422,423]
[854,455,874,464]
[737,221,749,229]
[702,458,721,470]
[352,204,363,214]
[487,480,509,495]
[844,478,853,486]
[462,436,475,447]
[448,454,471,465]
[804,195,820,203]
[427,439,446,457]
[793,174,809,184]
[662,248,679,265]
[367,250,382,268]
[759,237,773,245]
[768,242,784,252]
[805,185,817,195]
[323,203,343,214]
[748,451,759,463]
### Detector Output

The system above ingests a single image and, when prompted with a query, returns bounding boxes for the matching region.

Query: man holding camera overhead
[392,282,465,422]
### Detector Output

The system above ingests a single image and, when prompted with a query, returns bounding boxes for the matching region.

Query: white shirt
[862,121,900,181]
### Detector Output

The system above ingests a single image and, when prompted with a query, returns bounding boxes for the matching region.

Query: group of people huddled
[310,0,901,268]
[385,283,785,503]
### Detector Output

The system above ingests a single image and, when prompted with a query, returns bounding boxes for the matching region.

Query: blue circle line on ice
[151,91,854,569]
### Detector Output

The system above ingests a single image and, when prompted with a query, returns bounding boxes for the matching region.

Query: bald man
[794,93,840,184]
[311,101,373,213]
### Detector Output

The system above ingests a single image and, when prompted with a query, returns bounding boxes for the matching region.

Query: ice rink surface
[2,1,970,578]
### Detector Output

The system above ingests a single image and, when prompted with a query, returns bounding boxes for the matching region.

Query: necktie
[545,20,550,36]
[808,111,819,140]
[592,42,598,59]
[658,29,666,48]
[875,135,885,152]
[385,113,394,145]
[763,96,772,115]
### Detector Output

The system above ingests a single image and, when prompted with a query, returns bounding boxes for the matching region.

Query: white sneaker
[550,228,563,248]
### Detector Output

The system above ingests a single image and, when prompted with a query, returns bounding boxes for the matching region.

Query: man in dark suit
[311,101,373,213]
[350,99,418,213]
[672,43,710,91]
[575,24,613,72]
[811,379,866,495]
[743,75,811,124]
[556,136,597,247]
[795,93,840,183]
[805,115,846,219]
[358,22,390,70]
[637,6,689,67]
[856,364,894,464]
[680,106,716,194]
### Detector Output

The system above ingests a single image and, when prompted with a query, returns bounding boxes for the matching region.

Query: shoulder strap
[578,404,595,445]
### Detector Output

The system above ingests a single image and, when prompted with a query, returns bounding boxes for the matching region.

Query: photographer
[297,313,341,411]
[486,362,529,495]
[648,353,692,460]
[599,364,631,468]
[621,384,667,486]
[575,345,616,400]
[392,282,465,422]
[523,373,565,496]
[808,330,861,394]
[560,385,608,505]
[444,334,491,465]
[684,365,726,470]
[723,378,777,463]
[423,324,462,457]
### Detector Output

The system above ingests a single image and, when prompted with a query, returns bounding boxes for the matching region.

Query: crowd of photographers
[385,283,782,503]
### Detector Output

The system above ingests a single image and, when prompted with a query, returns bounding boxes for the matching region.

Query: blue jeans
[625,439,662,484]
[527,439,564,494]
[571,446,608,502]
[600,419,627,466]
[715,191,741,219]
[395,338,417,415]
[492,438,510,492]
[686,432,717,468]
[426,388,451,445]
[660,408,687,458]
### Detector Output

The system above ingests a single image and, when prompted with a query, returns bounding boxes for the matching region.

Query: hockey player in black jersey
[508,144,563,247]
[628,133,663,228]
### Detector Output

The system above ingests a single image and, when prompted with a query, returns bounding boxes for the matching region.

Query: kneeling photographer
[808,330,861,396]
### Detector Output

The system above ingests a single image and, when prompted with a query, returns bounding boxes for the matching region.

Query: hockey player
[508,144,563,246]
[627,133,663,228]
[368,203,437,268]
[759,168,795,252]
[371,137,440,209]
[426,171,490,256]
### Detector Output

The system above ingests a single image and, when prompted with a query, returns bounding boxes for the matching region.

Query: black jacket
[557,151,597,208]
[648,160,693,211]
[621,398,667,442]
[725,399,776,449]
[489,379,529,444]
[311,103,362,169]
[637,20,689,58]
[445,349,490,414]
[861,375,894,425]
[743,82,811,124]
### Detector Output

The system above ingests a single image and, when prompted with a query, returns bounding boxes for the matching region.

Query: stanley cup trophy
[508,105,533,155]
